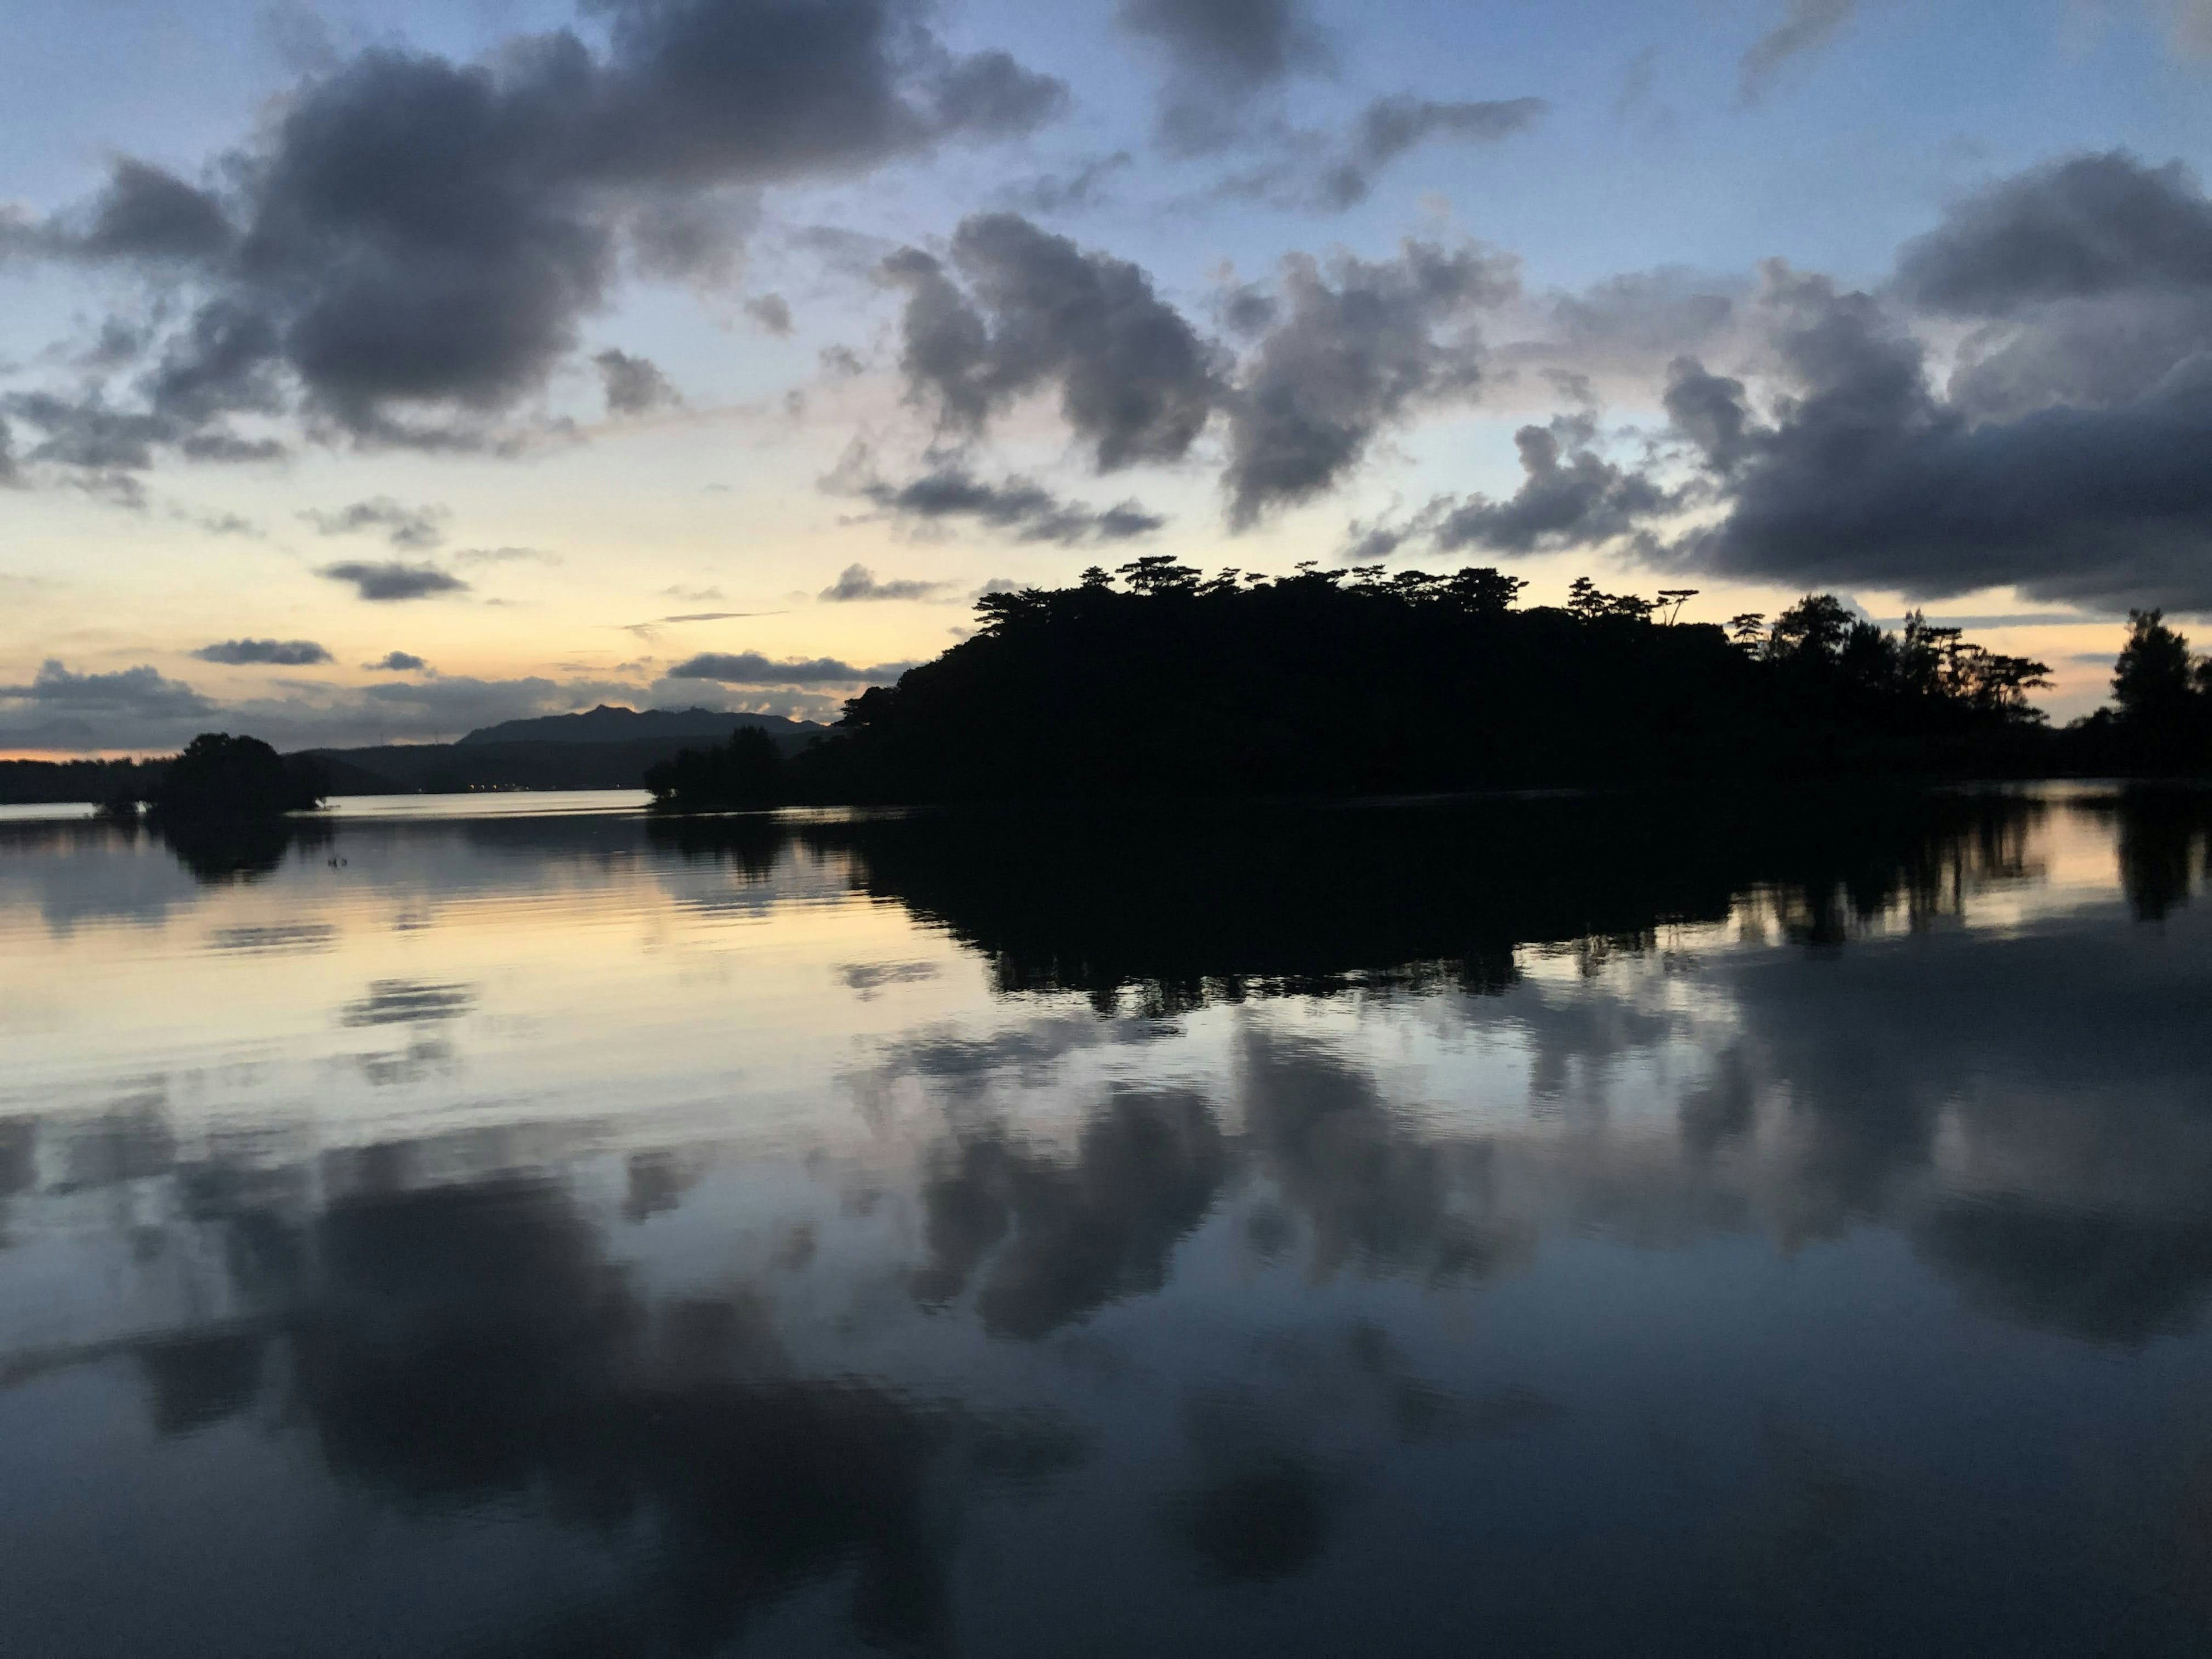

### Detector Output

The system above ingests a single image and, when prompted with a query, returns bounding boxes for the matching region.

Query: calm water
[2,786,2210,1657]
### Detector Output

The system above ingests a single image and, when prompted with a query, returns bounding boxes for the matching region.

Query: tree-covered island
[649,560,2210,810]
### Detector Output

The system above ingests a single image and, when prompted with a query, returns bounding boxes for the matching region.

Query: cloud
[1888,153,2212,424]
[1236,95,1549,211]
[1653,209,2212,608]
[1511,267,1743,386]
[667,650,915,685]
[998,152,1136,215]
[33,158,234,264]
[1324,95,1547,208]
[1224,239,1518,525]
[450,545,561,567]
[819,563,951,601]
[1119,0,1331,153]
[0,658,217,748]
[1434,416,1676,554]
[0,660,701,751]
[851,466,1168,544]
[1897,153,2212,317]
[594,348,681,416]
[302,495,448,548]
[0,659,214,717]
[884,213,1220,471]
[191,638,335,666]
[1740,0,1856,103]
[3,0,1066,460]
[743,293,794,335]
[317,560,471,601]
[1,393,185,472]
[172,504,263,537]
[884,222,1516,528]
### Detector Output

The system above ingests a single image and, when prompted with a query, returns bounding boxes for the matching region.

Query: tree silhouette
[150,733,325,821]
[2114,611,2199,724]
[642,567,2103,810]
[643,724,784,810]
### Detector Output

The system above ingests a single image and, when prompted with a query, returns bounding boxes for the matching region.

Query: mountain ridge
[456,705,825,747]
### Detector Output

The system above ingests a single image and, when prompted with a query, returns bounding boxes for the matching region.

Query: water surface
[3,787,2210,1656]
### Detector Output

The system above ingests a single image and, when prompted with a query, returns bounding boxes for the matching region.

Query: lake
[2,785,2209,1657]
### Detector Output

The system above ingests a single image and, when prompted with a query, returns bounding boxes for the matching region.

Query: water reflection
[1,786,2209,1654]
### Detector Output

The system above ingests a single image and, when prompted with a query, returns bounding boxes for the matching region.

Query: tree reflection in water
[1,785,2209,1655]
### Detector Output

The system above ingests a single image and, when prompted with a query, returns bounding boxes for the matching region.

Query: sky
[5,0,2212,752]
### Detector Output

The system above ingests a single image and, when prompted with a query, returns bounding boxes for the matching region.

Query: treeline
[652,561,2101,809]
[1,735,324,818]
[0,755,167,806]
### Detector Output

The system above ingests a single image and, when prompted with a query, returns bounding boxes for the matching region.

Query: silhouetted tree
[1764,594,1855,662]
[150,733,325,821]
[2114,611,2199,724]
[644,724,783,810]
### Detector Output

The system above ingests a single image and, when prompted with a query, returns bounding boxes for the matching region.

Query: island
[647,563,2212,811]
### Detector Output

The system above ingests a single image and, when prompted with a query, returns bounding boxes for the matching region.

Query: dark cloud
[0,658,219,751]
[365,651,427,672]
[318,560,471,602]
[1662,355,1756,473]
[67,471,151,512]
[1275,95,1548,211]
[1740,0,1856,103]
[302,495,448,548]
[743,293,794,335]
[0,658,214,719]
[1896,153,2212,423]
[191,638,335,666]
[171,504,264,537]
[594,347,682,415]
[885,223,1517,528]
[885,213,1220,471]
[1652,162,2212,609]
[667,650,914,685]
[7,0,1065,459]
[18,158,236,264]
[1224,240,1517,525]
[1336,496,1455,563]
[855,466,1167,544]
[1897,153,2212,316]
[1119,0,1331,153]
[2,393,177,472]
[998,152,1136,215]
[1434,415,1675,554]
[820,563,951,602]
[80,161,234,262]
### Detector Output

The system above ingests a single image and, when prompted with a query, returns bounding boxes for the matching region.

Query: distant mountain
[457,706,822,747]
[296,710,836,794]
